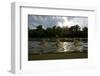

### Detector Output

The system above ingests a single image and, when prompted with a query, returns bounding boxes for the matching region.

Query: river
[28,38,88,54]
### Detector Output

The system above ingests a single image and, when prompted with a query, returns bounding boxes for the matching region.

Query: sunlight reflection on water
[28,38,88,54]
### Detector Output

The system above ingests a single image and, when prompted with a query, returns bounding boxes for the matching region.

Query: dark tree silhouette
[28,24,88,38]
[83,27,88,32]
[69,25,81,32]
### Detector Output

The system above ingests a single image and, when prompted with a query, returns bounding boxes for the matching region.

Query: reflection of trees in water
[28,38,88,54]
[38,40,48,54]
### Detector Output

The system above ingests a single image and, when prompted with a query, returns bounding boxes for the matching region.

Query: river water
[28,38,88,54]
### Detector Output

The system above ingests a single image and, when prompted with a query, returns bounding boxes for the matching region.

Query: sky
[28,15,88,29]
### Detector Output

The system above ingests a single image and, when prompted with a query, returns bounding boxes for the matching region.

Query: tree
[83,27,88,32]
[36,25,43,30]
[28,24,88,38]
[36,25,45,37]
[69,25,81,32]
[82,27,88,38]
[46,27,54,37]
[55,26,62,37]
[52,26,56,30]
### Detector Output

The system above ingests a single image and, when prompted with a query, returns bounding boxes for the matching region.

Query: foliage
[28,25,88,38]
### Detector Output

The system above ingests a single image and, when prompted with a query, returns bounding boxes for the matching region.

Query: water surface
[28,38,88,54]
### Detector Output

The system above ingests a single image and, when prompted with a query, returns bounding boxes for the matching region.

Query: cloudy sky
[28,15,88,29]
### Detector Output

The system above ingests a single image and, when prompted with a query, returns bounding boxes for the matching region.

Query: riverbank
[28,52,88,60]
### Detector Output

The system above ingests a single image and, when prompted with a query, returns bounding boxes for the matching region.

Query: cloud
[28,15,88,29]
[67,17,88,28]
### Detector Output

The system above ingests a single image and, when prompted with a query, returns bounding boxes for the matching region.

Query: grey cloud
[28,15,88,29]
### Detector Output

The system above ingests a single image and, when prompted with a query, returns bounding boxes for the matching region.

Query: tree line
[28,24,88,38]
